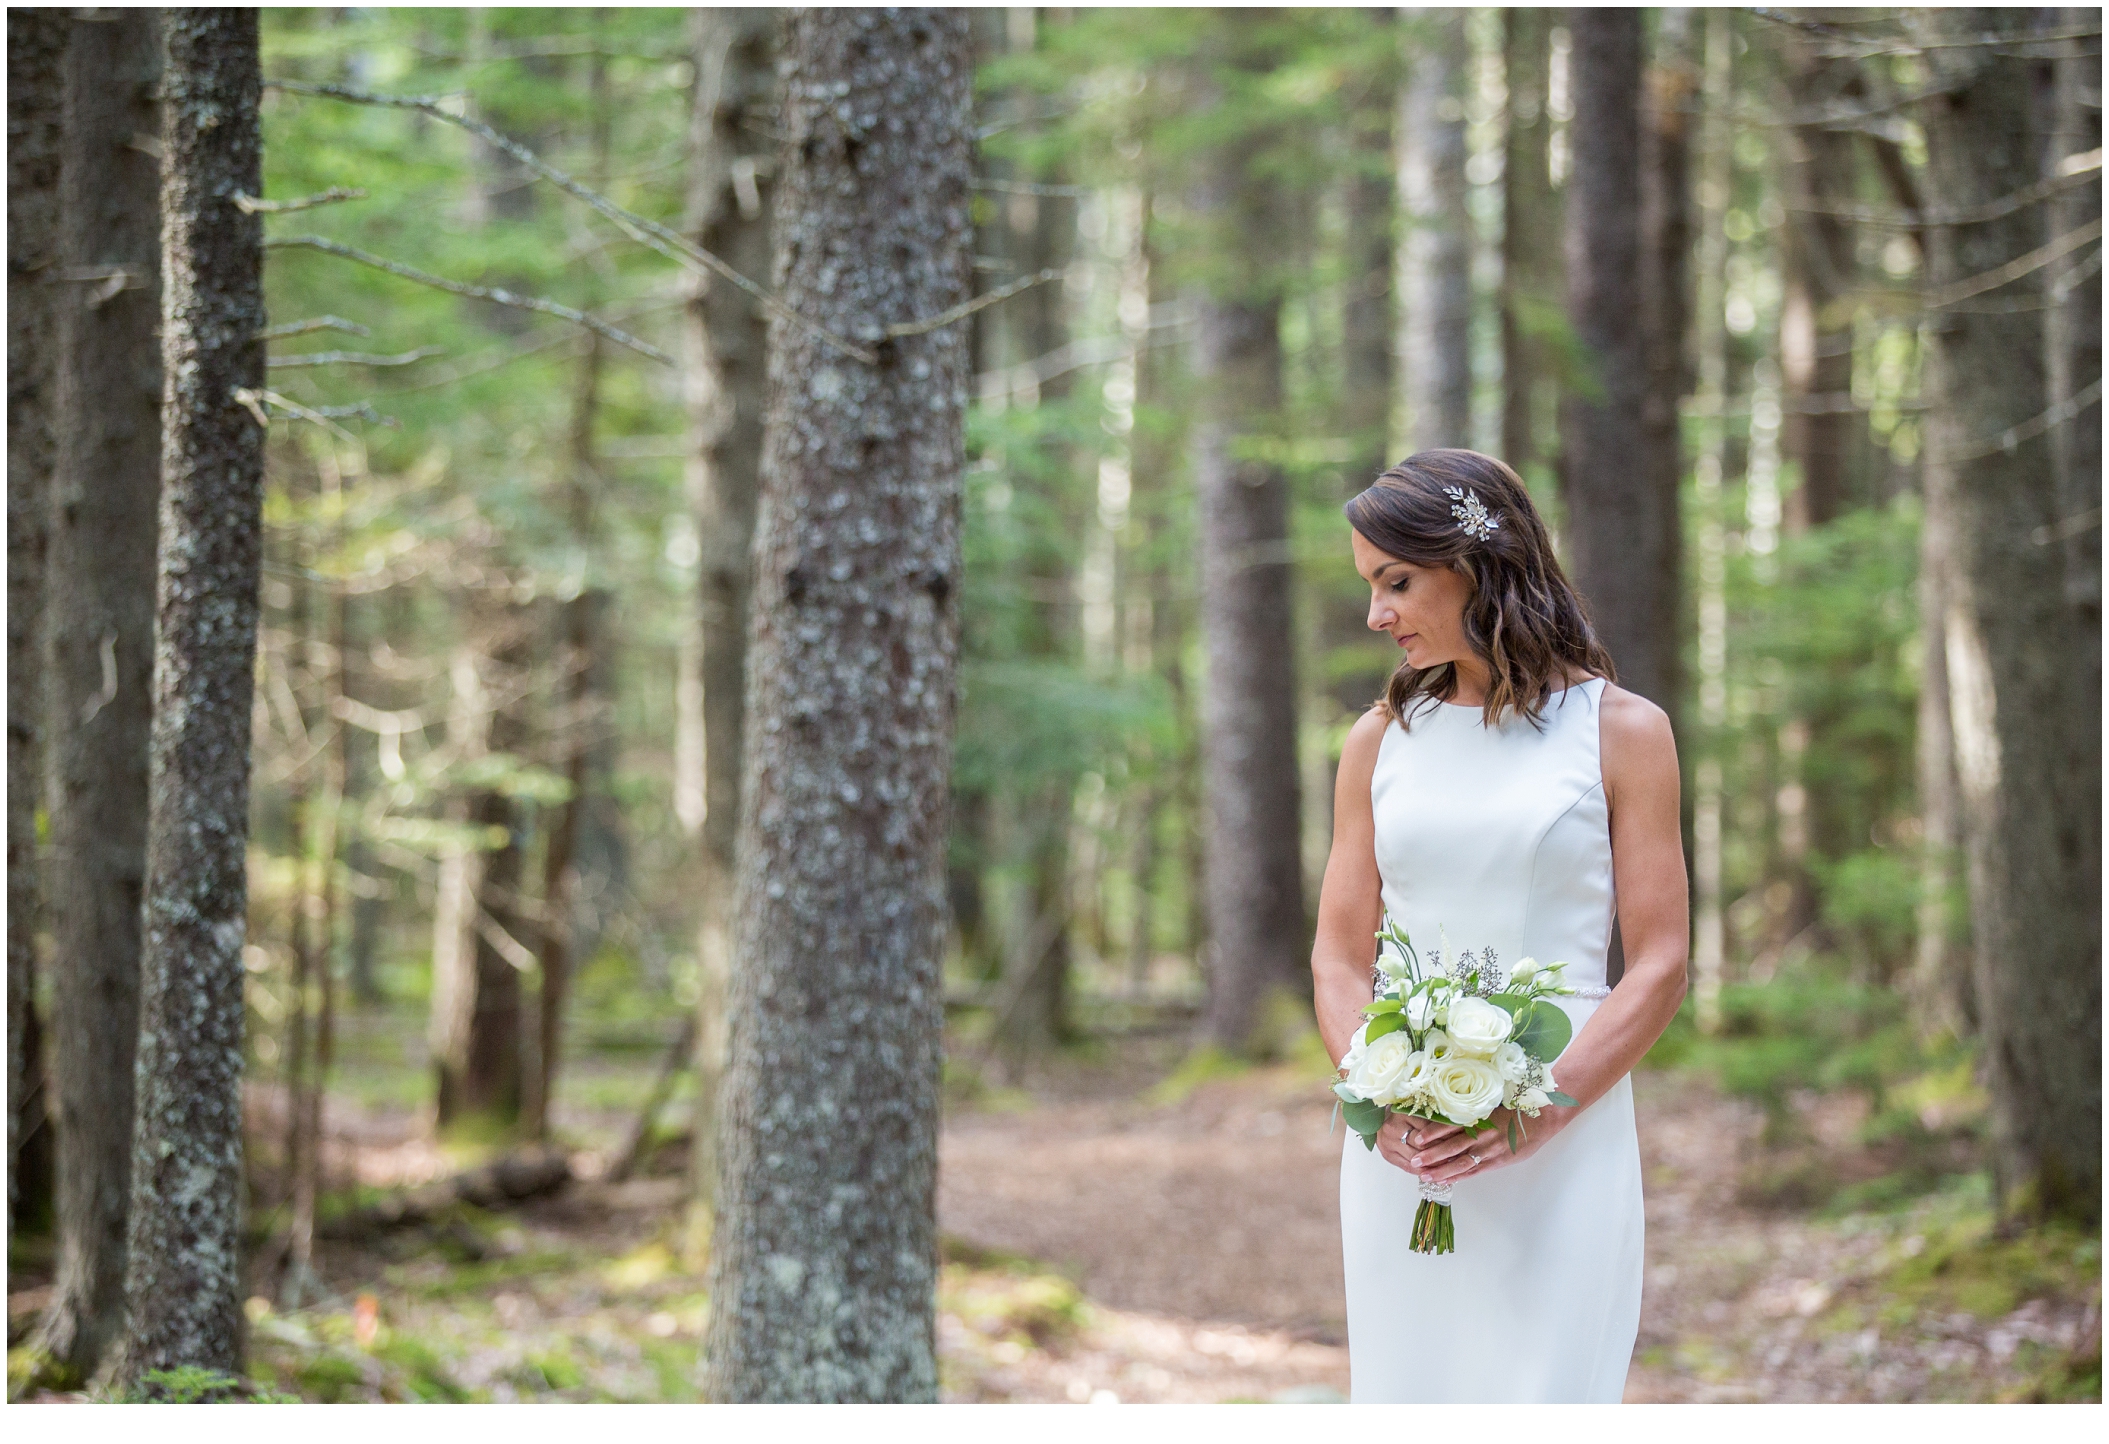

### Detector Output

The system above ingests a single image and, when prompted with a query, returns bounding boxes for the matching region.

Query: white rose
[1425,1055,1506,1125]
[1494,1041,1531,1083]
[1445,996,1513,1058]
[1346,1029,1417,1105]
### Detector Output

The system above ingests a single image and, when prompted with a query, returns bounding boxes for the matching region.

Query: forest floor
[7,1021,2099,1404]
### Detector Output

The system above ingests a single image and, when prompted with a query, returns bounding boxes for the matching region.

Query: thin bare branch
[234,186,367,214]
[1791,152,2102,229]
[259,315,372,340]
[888,266,1065,340]
[1927,218,2106,309]
[1936,377,2105,465]
[264,232,675,364]
[268,346,447,369]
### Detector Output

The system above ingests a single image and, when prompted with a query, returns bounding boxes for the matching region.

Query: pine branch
[234,186,366,214]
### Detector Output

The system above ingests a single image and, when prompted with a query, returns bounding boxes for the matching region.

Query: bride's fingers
[1408,1130,1479,1171]
[1401,1117,1462,1148]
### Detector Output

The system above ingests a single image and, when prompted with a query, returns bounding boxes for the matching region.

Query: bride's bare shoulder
[1595,681,1678,785]
[1338,704,1392,775]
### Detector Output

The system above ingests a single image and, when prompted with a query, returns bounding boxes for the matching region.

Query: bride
[1313,449,1689,1404]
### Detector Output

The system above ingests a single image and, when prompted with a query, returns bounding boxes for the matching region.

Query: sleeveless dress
[1338,677,1643,1404]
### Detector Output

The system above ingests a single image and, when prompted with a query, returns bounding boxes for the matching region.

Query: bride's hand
[1386,1109,1564,1184]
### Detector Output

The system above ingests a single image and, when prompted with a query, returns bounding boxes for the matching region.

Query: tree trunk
[1501,8,1559,481]
[1640,8,1694,782]
[703,9,971,1402]
[7,7,66,1247]
[1777,24,1866,531]
[1918,8,2100,1226]
[36,7,162,1382]
[119,7,264,1385]
[682,3,775,1219]
[1337,19,1397,718]
[2046,5,2101,709]
[1191,67,1307,1057]
[1396,8,1473,451]
[525,39,615,1144]
[1560,9,1675,710]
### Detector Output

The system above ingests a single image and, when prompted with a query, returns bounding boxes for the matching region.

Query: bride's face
[1351,529,1474,672]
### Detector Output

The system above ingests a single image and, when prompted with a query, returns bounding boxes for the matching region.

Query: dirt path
[936,1058,2099,1403]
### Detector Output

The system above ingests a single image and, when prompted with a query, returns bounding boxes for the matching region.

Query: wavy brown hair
[1344,448,1614,729]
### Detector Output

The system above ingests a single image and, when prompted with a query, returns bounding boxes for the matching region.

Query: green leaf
[1506,1117,1520,1153]
[1546,1090,1578,1108]
[1332,1081,1361,1103]
[1487,991,1529,1018]
[1362,998,1403,1015]
[1341,1098,1386,1138]
[1510,999,1574,1060]
[1362,1011,1406,1044]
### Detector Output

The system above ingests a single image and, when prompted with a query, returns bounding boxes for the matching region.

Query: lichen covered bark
[37,7,164,1380]
[702,8,972,1403]
[119,7,264,1383]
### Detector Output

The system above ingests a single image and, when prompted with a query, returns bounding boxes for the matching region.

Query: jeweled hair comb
[1443,485,1501,543]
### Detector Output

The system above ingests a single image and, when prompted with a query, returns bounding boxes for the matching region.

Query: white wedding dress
[1338,677,1643,1403]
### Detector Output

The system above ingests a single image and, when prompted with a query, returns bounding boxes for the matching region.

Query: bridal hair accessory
[1444,485,1501,543]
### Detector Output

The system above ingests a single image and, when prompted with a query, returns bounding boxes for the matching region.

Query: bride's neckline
[1433,675,1598,711]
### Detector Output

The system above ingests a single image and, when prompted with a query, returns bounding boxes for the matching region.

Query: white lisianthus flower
[1404,991,1437,1031]
[1422,1028,1454,1060]
[1445,996,1512,1058]
[1494,1041,1531,1083]
[1507,956,1540,986]
[1346,1029,1417,1104]
[1425,1056,1506,1125]
[1513,1086,1552,1113]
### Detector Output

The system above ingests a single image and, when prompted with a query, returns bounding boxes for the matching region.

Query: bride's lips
[1395,633,1415,649]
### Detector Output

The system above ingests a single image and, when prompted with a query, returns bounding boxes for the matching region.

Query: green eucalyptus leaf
[1546,1090,1578,1107]
[1511,999,1573,1060]
[1342,1098,1386,1138]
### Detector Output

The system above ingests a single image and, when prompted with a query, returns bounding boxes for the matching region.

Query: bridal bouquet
[1333,917,1578,1254]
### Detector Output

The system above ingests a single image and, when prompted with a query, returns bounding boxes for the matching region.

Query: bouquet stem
[1410,1179,1455,1255]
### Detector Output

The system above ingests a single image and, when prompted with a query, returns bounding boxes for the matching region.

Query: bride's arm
[1404,683,1689,1181]
[1311,707,1390,1068]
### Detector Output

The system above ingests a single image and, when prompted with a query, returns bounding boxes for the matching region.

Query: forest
[6,5,2101,1406]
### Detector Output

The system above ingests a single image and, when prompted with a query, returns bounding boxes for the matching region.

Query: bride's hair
[1345,448,1614,729]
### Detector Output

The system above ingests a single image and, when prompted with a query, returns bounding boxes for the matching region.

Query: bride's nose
[1367,591,1395,631]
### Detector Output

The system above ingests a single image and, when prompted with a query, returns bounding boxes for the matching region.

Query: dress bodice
[1368,677,1615,997]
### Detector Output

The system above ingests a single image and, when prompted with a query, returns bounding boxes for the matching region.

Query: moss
[295,1351,370,1402]
[372,1335,470,1402]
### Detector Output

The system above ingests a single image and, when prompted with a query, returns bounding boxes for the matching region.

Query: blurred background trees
[6,4,2100,1399]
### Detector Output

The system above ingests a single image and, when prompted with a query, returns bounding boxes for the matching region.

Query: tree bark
[702,8,971,1402]
[119,6,264,1385]
[7,5,67,1246]
[2045,5,2101,708]
[1396,8,1473,451]
[1560,9,1676,710]
[1501,8,1559,480]
[682,3,775,1217]
[1777,25,1867,531]
[36,6,162,1382]
[1191,61,1307,1056]
[1918,7,2100,1225]
[1641,9,1694,773]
